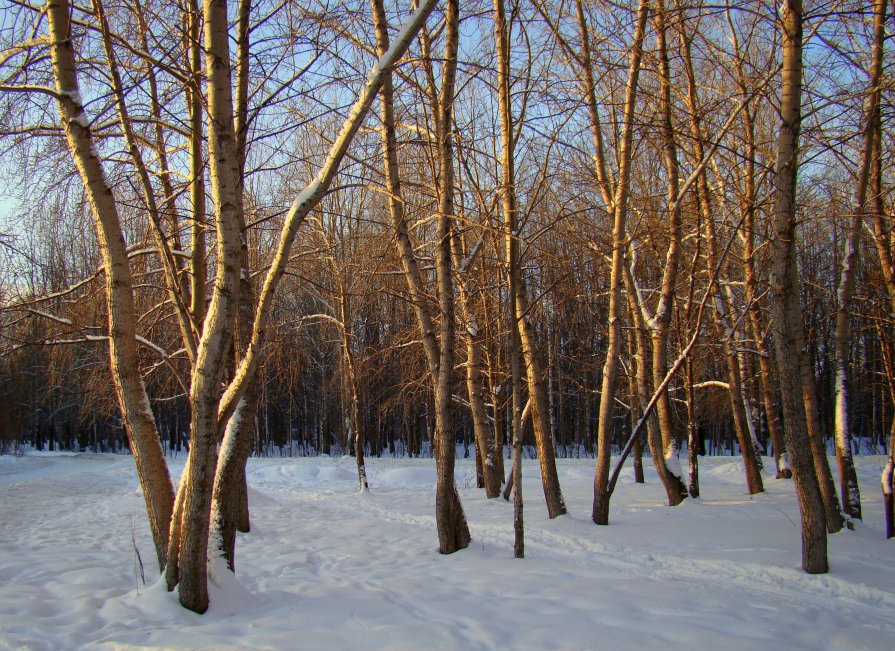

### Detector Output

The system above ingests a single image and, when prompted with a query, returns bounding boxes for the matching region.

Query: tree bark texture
[648,0,689,505]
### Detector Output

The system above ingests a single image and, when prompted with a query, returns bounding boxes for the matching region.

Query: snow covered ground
[1,452,893,650]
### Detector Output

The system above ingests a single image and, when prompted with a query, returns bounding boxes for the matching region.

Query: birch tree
[769,0,828,573]
[369,0,471,552]
[591,0,650,524]
[832,0,887,523]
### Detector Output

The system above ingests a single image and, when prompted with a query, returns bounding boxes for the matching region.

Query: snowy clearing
[1,453,893,650]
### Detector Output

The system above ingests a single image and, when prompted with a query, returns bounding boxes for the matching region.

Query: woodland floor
[0,450,893,650]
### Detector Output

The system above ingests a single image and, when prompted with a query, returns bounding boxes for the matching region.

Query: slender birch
[369,0,470,551]
[592,0,650,524]
[495,0,565,518]
[675,2,763,495]
[832,0,886,522]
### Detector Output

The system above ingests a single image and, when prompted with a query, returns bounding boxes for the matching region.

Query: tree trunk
[647,0,688,505]
[185,0,206,328]
[884,416,894,538]
[461,311,501,497]
[47,0,175,572]
[769,0,827,574]
[339,283,368,492]
[494,0,565,518]
[678,3,762,495]
[172,0,245,613]
[730,43,789,477]
[626,329,645,484]
[833,0,886,521]
[686,357,699,498]
[592,0,650,525]
[800,361,844,532]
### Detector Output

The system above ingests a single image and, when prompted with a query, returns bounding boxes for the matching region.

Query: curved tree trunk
[47,0,175,572]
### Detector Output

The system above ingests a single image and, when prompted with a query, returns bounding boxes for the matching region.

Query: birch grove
[1,0,894,613]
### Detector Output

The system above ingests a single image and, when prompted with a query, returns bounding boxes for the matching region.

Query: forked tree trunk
[623,262,666,493]
[592,0,650,525]
[494,0,565,519]
[210,0,258,570]
[677,5,762,496]
[647,0,688,505]
[370,0,469,552]
[170,0,245,613]
[47,0,175,572]
[192,0,442,610]
[769,0,827,574]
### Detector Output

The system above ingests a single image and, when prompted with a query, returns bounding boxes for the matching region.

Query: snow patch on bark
[70,112,89,128]
[136,379,156,424]
[883,458,894,496]
[776,452,790,475]
[665,443,683,480]
[208,398,247,562]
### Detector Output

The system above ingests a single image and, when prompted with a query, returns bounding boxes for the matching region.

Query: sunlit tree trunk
[495,0,565,518]
[185,0,206,327]
[47,0,175,572]
[168,0,245,613]
[592,0,650,525]
[456,272,501,497]
[432,0,470,552]
[370,0,469,552]
[211,0,260,572]
[647,0,689,504]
